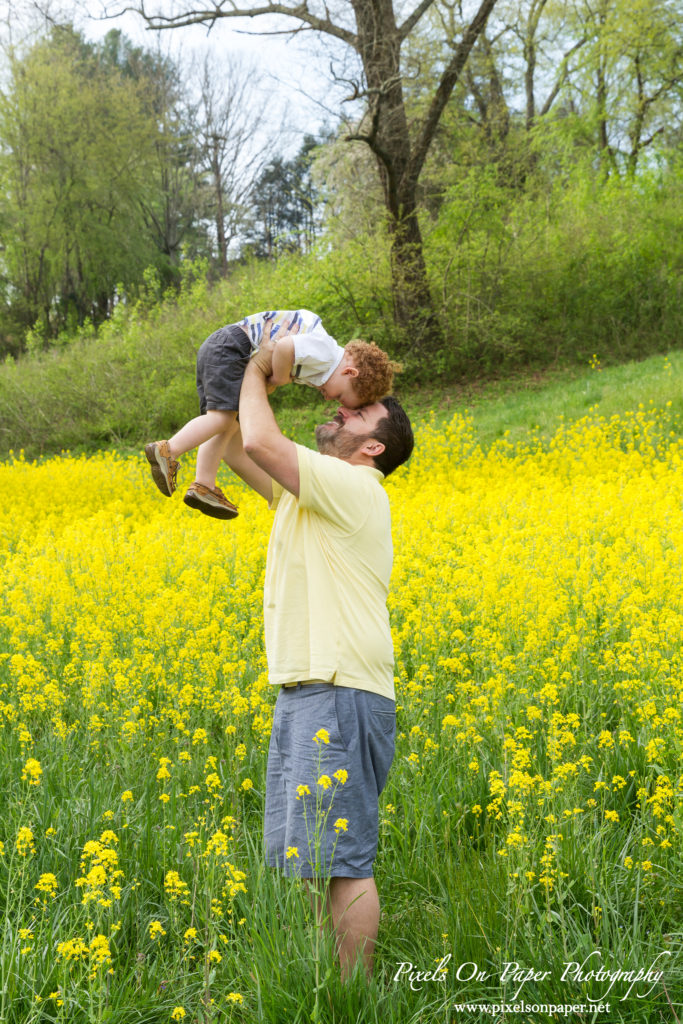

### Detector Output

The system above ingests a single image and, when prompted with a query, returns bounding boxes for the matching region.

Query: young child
[145,309,398,520]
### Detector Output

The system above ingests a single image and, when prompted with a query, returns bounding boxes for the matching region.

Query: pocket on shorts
[366,700,396,795]
[371,708,396,736]
[332,687,356,752]
[204,358,246,384]
[284,686,349,755]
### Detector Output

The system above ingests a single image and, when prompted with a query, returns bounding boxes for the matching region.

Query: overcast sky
[3,0,358,154]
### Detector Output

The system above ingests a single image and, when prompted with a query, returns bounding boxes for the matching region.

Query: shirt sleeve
[296,444,375,534]
[269,480,284,511]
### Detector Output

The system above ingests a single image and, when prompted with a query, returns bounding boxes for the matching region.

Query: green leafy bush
[1,167,681,457]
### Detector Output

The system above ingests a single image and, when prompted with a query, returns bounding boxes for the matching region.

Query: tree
[310,125,383,241]
[0,25,163,343]
[193,52,270,275]
[428,0,590,185]
[453,0,683,180]
[244,135,321,259]
[567,0,683,175]
[114,0,500,351]
[98,30,211,277]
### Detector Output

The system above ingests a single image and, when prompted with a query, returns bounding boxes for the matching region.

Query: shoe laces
[212,485,237,510]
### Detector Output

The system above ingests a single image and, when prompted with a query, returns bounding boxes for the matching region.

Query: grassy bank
[3,310,683,467]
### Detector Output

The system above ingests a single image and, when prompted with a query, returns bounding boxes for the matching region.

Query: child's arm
[268,335,296,388]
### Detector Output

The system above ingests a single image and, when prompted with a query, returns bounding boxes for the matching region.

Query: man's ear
[360,439,385,457]
[341,365,359,377]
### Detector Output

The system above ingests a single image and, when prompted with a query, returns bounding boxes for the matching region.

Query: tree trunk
[351,0,444,350]
[595,0,613,175]
[387,186,442,350]
[136,0,499,353]
[211,138,229,276]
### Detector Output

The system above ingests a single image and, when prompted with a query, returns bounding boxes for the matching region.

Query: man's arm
[240,346,300,498]
[222,427,273,503]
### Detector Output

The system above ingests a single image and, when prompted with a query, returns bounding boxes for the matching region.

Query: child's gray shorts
[196,324,252,414]
[264,683,396,878]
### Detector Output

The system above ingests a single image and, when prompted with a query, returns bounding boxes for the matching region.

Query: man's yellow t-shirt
[264,444,395,700]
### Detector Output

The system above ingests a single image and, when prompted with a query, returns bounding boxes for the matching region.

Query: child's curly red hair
[345,340,402,404]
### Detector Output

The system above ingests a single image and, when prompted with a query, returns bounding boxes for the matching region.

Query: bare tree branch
[398,0,437,42]
[118,0,357,47]
[539,35,588,117]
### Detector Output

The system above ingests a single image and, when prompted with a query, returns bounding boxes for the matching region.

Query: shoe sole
[145,443,174,497]
[183,492,239,520]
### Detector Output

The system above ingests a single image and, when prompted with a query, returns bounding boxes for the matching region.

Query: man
[234,340,413,979]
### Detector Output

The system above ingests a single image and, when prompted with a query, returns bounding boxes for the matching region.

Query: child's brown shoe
[183,482,239,520]
[145,440,179,496]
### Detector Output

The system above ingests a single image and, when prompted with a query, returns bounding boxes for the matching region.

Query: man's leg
[329,876,380,979]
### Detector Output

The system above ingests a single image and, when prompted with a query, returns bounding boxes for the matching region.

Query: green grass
[394,349,683,453]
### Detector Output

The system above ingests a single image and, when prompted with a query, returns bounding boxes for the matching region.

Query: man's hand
[251,316,301,389]
[250,338,276,377]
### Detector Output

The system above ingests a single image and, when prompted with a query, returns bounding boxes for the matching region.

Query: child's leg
[147,322,249,503]
[194,418,239,488]
[167,409,237,460]
[145,409,237,499]
[182,420,241,521]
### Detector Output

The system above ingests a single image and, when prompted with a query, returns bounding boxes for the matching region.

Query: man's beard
[315,420,374,459]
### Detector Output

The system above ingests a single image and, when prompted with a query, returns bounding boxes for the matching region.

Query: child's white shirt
[238,309,344,387]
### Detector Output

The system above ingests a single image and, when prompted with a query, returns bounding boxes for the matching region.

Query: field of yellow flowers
[1,403,682,1024]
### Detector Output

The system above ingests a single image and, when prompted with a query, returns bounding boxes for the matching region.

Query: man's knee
[330,877,379,922]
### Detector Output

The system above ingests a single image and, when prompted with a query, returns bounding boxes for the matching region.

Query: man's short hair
[372,396,414,476]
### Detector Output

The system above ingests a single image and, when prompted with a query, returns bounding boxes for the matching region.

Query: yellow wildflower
[35,873,58,895]
[16,827,35,857]
[21,758,42,785]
